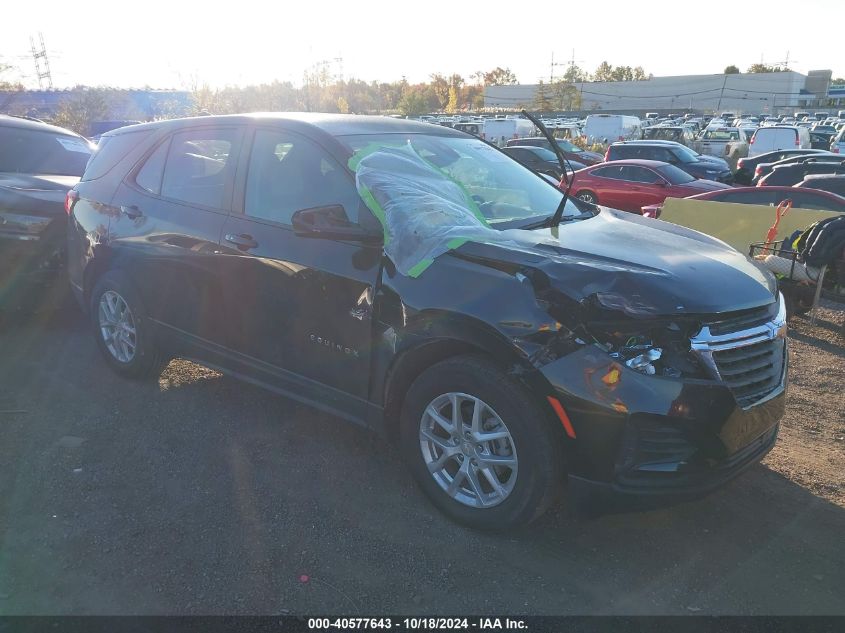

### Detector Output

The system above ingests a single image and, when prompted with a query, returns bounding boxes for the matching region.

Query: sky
[2,0,842,90]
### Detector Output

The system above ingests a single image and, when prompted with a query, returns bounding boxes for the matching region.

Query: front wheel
[399,355,564,530]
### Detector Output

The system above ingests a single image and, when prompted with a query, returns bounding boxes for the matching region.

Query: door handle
[224,233,258,250]
[120,205,143,219]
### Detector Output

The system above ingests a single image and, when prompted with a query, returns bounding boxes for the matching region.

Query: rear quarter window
[82,129,153,181]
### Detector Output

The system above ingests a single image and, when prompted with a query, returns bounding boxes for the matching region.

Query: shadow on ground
[0,302,843,616]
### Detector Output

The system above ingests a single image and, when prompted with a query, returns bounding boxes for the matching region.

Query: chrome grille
[691,295,787,409]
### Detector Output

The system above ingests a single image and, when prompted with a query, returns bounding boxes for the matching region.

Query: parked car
[505,136,603,166]
[686,186,845,212]
[501,146,584,180]
[641,186,845,218]
[748,125,812,157]
[0,115,93,304]
[734,149,832,185]
[642,126,696,145]
[605,141,733,183]
[583,114,642,143]
[831,128,845,154]
[757,159,845,187]
[795,174,845,196]
[571,159,731,212]
[751,153,838,185]
[695,127,748,165]
[481,117,535,146]
[810,131,836,150]
[68,114,786,529]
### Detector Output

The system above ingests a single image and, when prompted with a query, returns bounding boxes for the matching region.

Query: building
[485,70,835,115]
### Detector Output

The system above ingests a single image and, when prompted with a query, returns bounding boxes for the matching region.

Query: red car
[641,186,845,218]
[571,159,731,214]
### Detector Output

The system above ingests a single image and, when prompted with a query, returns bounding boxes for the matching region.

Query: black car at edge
[67,114,788,529]
[1,115,93,304]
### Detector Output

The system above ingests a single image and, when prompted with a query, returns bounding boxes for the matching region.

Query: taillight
[755,166,763,175]
[65,190,79,215]
[795,134,800,146]
[604,148,610,162]
[737,158,745,169]
[834,147,840,154]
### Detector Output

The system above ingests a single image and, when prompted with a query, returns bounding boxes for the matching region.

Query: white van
[748,125,811,157]
[583,114,642,144]
[481,118,536,146]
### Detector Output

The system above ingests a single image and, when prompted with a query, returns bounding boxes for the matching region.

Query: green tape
[349,142,481,278]
[408,258,435,278]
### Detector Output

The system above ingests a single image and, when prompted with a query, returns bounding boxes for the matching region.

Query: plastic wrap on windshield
[350,142,547,277]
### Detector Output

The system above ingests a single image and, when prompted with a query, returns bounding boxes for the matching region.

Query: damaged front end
[514,273,788,494]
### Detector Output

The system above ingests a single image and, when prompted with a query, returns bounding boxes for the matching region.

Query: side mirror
[291,205,382,243]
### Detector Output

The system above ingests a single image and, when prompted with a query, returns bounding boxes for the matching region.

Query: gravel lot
[0,298,843,616]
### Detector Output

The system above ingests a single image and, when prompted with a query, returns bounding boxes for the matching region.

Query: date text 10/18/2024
[308,618,528,630]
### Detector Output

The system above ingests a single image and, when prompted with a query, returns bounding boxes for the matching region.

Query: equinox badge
[309,334,360,358]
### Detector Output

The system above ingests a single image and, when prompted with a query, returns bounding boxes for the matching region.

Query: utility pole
[30,32,53,90]
[716,72,728,113]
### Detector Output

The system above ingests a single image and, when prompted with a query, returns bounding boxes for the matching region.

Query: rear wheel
[90,270,164,379]
[399,355,564,530]
[576,190,598,204]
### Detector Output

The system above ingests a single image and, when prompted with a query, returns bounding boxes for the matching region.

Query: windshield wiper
[521,109,578,228]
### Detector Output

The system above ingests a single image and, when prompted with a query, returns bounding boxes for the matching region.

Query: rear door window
[592,165,626,180]
[160,128,242,210]
[244,129,360,226]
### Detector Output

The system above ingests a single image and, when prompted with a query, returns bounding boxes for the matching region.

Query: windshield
[526,147,558,161]
[340,133,584,225]
[657,163,696,184]
[0,127,93,176]
[644,128,682,141]
[670,146,699,163]
[553,138,582,152]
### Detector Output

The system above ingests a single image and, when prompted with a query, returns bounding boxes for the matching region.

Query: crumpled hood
[456,208,777,317]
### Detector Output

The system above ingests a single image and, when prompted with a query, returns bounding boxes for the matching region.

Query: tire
[90,270,164,380]
[399,355,564,530]
[576,190,598,205]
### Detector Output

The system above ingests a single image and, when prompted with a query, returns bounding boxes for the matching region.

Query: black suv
[606,140,734,183]
[1,115,93,304]
[68,114,787,529]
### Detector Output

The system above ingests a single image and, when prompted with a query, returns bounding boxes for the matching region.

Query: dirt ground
[0,299,843,615]
[763,302,845,507]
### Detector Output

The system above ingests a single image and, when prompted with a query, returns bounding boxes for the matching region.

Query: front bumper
[540,341,787,500]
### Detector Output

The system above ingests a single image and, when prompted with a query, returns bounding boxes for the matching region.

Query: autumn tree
[446,86,458,113]
[748,63,789,73]
[52,88,115,135]
[483,67,518,85]
[532,80,552,111]
[593,61,614,82]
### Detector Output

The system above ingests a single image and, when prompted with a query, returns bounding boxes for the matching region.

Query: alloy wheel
[419,392,518,508]
[98,290,137,363]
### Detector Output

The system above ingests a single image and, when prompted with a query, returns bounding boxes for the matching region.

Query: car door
[216,125,381,412]
[587,165,627,209]
[625,166,668,210]
[108,125,244,353]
